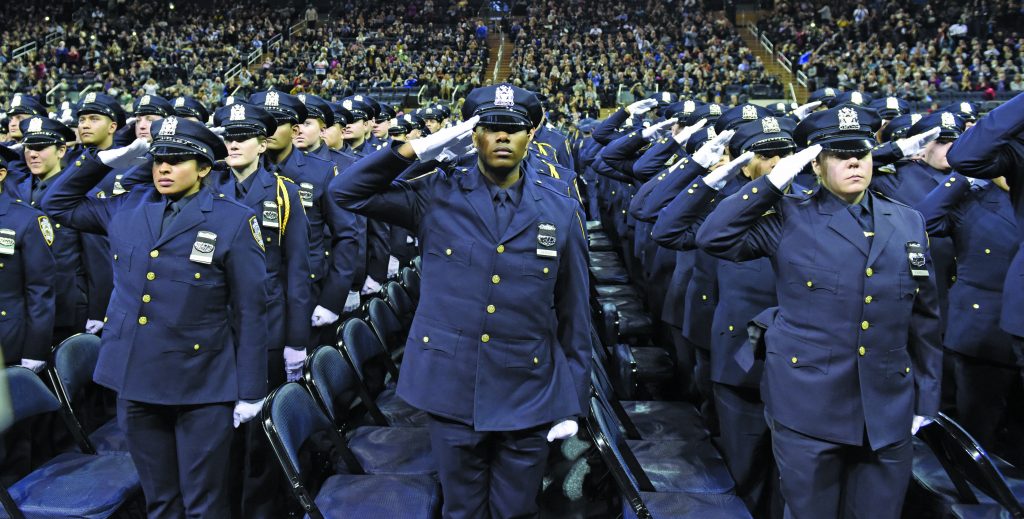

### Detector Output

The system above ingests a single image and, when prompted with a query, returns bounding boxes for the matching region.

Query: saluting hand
[408,115,480,162]
[793,101,823,121]
[97,138,151,169]
[625,98,659,116]
[641,118,677,140]
[673,118,707,144]
[702,151,754,190]
[692,129,735,169]
[767,145,822,190]
[896,127,940,159]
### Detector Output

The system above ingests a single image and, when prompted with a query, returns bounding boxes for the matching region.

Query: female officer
[696,105,943,519]
[42,118,269,519]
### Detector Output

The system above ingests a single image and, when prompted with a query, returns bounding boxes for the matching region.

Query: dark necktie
[31,181,46,207]
[235,178,248,200]
[494,190,512,235]
[161,200,182,236]
[849,203,873,240]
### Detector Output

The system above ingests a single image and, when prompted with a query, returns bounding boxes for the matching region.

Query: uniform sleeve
[330,143,436,231]
[227,210,270,401]
[282,184,313,348]
[695,175,783,262]
[592,109,629,146]
[82,233,113,322]
[590,156,634,183]
[907,210,944,417]
[19,214,56,361]
[632,138,686,181]
[555,207,592,417]
[318,183,367,312]
[870,142,904,169]
[948,92,1024,181]
[40,150,130,234]
[650,177,718,251]
[913,172,970,238]
[600,131,646,177]
[635,159,705,222]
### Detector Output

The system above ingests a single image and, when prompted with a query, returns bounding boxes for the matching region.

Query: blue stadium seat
[261,382,441,519]
[0,367,141,519]
[383,282,416,330]
[49,334,127,454]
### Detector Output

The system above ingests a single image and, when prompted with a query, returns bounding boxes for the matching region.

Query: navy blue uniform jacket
[0,190,56,361]
[331,145,591,431]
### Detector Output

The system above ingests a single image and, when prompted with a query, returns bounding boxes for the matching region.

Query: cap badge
[838,107,860,131]
[886,97,899,110]
[230,104,246,121]
[265,91,280,107]
[297,94,306,103]
[761,116,781,134]
[140,95,151,106]
[960,102,973,113]
[494,85,516,108]
[224,96,236,106]
[342,100,353,110]
[84,93,96,104]
[26,117,43,133]
[683,100,696,114]
[709,104,722,116]
[174,97,185,107]
[851,92,864,105]
[11,95,21,107]
[910,114,923,125]
[742,105,757,120]
[158,116,179,136]
[940,112,956,129]
[825,88,836,97]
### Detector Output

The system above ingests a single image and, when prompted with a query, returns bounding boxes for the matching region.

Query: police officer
[170,96,210,124]
[10,117,90,344]
[133,95,176,143]
[947,91,1024,386]
[371,102,397,143]
[331,84,590,519]
[4,94,49,180]
[0,151,55,371]
[695,105,943,518]
[41,119,269,519]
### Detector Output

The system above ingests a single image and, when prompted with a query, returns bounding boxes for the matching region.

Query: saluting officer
[41,119,269,519]
[331,84,590,519]
[696,105,943,518]
[0,152,55,371]
[170,96,210,124]
[3,94,50,182]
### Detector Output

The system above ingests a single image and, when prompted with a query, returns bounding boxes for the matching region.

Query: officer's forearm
[41,150,115,234]
[949,92,1024,179]
[914,172,970,237]
[638,159,704,222]
[696,176,782,261]
[329,143,419,229]
[633,139,684,181]
[651,178,716,251]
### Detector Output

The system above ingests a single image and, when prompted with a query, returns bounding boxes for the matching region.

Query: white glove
[692,129,735,169]
[124,116,137,127]
[311,305,340,327]
[793,101,822,121]
[58,112,74,125]
[966,176,989,188]
[673,119,707,144]
[97,138,150,169]
[284,347,307,382]
[20,359,47,373]
[546,419,579,442]
[641,118,677,140]
[3,143,24,155]
[409,115,479,162]
[911,415,933,435]
[387,255,401,278]
[625,98,658,116]
[344,291,361,313]
[85,319,104,334]
[209,126,227,136]
[233,399,264,428]
[702,151,754,190]
[767,145,822,190]
[360,276,382,295]
[896,127,940,158]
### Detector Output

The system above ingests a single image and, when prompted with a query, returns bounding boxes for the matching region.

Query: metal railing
[247,48,262,66]
[224,63,242,82]
[415,84,428,107]
[491,34,505,84]
[268,34,283,49]
[289,20,306,37]
[44,31,61,46]
[11,41,37,61]
[777,53,792,74]
[45,81,65,105]
[796,70,809,88]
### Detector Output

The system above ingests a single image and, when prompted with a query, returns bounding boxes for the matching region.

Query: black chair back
[584,395,655,519]
[399,267,421,302]
[383,281,415,329]
[337,318,394,425]
[49,333,102,454]
[366,298,404,376]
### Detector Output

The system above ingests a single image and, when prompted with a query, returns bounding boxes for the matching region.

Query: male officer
[331,83,590,519]
[371,102,397,143]
[0,150,55,371]
[947,92,1024,384]
[133,95,175,143]
[696,105,943,518]
[41,120,268,518]
[10,117,90,344]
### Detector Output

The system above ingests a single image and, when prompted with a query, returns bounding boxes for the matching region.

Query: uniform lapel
[981,185,1015,226]
[866,196,896,267]
[243,169,275,209]
[143,199,163,242]
[153,188,211,249]
[499,175,542,244]
[818,191,870,257]
[458,168,500,242]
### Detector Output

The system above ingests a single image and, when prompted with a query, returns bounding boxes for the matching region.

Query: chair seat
[9,451,140,518]
[346,426,437,476]
[314,473,441,518]
[597,297,645,312]
[586,220,603,232]
[589,251,622,268]
[621,400,708,441]
[951,504,1017,519]
[618,309,655,337]
[595,285,641,299]
[623,491,753,519]
[625,439,735,494]
[631,347,675,382]
[588,236,615,252]
[376,389,430,427]
[89,419,129,453]
[590,265,630,285]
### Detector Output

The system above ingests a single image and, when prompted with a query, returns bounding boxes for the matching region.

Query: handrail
[224,63,242,82]
[268,33,283,49]
[789,83,798,103]
[289,20,306,37]
[759,33,773,55]
[45,81,65,106]
[44,31,61,46]
[416,84,428,107]
[777,53,792,74]
[247,48,262,66]
[796,70,809,88]
[491,34,504,84]
[11,42,37,61]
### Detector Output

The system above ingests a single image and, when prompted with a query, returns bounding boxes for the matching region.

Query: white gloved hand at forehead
[692,129,735,169]
[409,115,479,162]
[626,99,659,116]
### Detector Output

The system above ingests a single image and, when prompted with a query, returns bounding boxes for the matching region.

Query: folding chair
[48,333,126,454]
[367,298,406,370]
[399,267,421,303]
[383,281,416,330]
[261,382,441,519]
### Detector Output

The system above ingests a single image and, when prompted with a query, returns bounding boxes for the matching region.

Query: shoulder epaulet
[275,173,296,184]
[876,164,897,175]
[871,189,913,209]
[407,168,443,183]
[531,176,572,199]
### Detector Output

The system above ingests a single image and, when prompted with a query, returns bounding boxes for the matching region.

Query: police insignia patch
[940,112,956,129]
[11,95,21,107]
[850,92,864,105]
[342,100,353,110]
[298,182,314,208]
[0,229,15,255]
[761,116,781,133]
[537,223,557,258]
[230,104,246,121]
[159,116,179,136]
[709,104,722,116]
[174,97,185,107]
[684,100,696,114]
[742,105,757,120]
[825,88,836,97]
[838,107,860,130]
[140,95,151,105]
[190,231,217,264]
[886,97,900,110]
[960,102,972,113]
[266,91,280,107]
[495,85,515,108]
[249,216,264,250]
[910,113,923,125]
[38,216,54,246]
[27,117,43,133]
[84,93,96,104]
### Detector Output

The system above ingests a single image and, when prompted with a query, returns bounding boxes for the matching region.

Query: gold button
[54,223,60,229]
[728,325,734,331]
[621,210,626,214]
[751,187,758,194]
[491,275,500,284]
[543,267,550,274]
[701,294,708,301]
[533,357,539,365]
[972,303,980,309]
[945,182,952,187]
[113,254,118,260]
[445,248,452,256]
[103,316,108,323]
[0,311,5,317]
[864,295,872,304]
[806,281,813,287]
[146,272,156,280]
[496,245,505,253]
[310,274,316,279]
[266,237,271,242]
[219,193,225,198]
[611,191,616,195]
[861,321,869,330]
[142,294,151,303]
[859,346,866,356]
[692,183,699,188]
[481,334,490,343]
[865,267,873,277]
[0,263,3,268]
[486,305,496,314]
[791,357,798,364]
[687,188,695,194]
[742,194,749,200]
[194,273,201,279]
[906,367,911,373]
[950,177,956,182]
[150,250,159,258]
[985,248,991,254]
[193,344,200,351]
[422,336,430,343]
[75,160,82,166]
[138,316,148,325]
